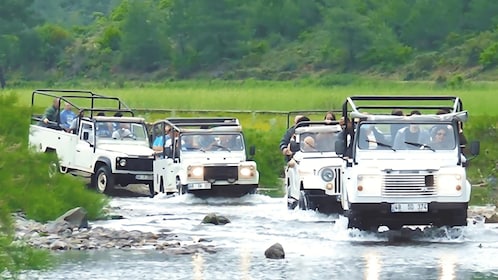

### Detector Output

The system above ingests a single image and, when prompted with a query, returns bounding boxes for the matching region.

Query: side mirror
[469,140,480,157]
[249,145,256,156]
[335,140,345,155]
[83,131,89,140]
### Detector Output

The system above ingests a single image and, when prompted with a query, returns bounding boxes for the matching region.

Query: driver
[112,122,133,139]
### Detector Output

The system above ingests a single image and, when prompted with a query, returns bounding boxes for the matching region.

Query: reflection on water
[240,246,251,280]
[193,253,204,280]
[439,254,456,280]
[364,251,381,280]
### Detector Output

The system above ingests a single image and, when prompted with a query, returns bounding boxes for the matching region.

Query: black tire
[148,183,155,198]
[176,177,186,195]
[159,177,165,193]
[434,207,468,227]
[93,165,114,194]
[347,209,375,231]
[298,190,315,211]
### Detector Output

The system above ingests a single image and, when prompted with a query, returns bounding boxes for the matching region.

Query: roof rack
[31,89,135,118]
[342,96,463,118]
[286,110,342,128]
[165,117,240,129]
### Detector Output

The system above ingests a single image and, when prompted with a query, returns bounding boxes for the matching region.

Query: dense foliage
[2,0,498,83]
[0,93,108,275]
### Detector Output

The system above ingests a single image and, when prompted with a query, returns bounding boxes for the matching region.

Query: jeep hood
[181,152,246,164]
[98,144,154,157]
[356,153,461,170]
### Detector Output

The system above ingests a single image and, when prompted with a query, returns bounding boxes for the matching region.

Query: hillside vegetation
[2,0,498,84]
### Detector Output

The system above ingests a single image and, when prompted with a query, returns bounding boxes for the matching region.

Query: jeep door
[74,121,96,173]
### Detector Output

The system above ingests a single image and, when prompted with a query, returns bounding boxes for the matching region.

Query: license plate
[136,174,153,180]
[189,183,211,190]
[391,203,428,213]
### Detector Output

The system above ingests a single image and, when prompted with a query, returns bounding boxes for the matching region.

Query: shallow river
[22,193,498,280]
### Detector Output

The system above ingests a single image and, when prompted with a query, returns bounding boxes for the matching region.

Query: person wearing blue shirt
[59,102,76,131]
[152,125,172,155]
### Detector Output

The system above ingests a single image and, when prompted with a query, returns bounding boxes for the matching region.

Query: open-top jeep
[336,96,480,231]
[28,89,155,195]
[151,117,259,197]
[285,120,344,214]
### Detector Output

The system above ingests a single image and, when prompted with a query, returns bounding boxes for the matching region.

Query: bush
[0,93,108,222]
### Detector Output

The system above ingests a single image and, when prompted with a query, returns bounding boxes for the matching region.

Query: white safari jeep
[28,89,155,195]
[285,120,344,213]
[151,117,259,197]
[336,96,480,231]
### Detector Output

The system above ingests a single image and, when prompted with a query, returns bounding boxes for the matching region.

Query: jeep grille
[116,158,153,172]
[333,167,342,194]
[204,166,238,181]
[382,173,437,197]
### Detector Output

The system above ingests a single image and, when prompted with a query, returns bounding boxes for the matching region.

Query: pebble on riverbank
[13,208,216,254]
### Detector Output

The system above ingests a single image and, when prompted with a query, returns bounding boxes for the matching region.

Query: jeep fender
[94,157,112,174]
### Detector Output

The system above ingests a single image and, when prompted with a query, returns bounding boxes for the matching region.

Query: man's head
[303,136,316,151]
[294,115,303,124]
[53,98,61,108]
[391,109,404,116]
[64,102,72,111]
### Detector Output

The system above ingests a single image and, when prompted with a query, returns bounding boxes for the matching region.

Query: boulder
[485,214,498,223]
[56,207,89,229]
[264,243,285,259]
[202,213,231,225]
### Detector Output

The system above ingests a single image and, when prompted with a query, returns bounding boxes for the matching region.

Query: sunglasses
[436,132,446,136]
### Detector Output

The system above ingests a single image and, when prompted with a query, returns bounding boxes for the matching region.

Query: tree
[167,0,250,76]
[323,0,375,70]
[118,0,170,72]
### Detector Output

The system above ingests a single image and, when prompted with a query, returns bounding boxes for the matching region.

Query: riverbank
[13,211,216,254]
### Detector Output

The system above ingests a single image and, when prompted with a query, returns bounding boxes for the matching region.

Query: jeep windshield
[357,122,457,151]
[180,133,244,152]
[95,121,148,143]
[299,131,341,153]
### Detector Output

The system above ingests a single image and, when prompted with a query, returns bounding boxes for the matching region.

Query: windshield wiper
[366,139,396,151]
[210,144,231,152]
[404,141,435,152]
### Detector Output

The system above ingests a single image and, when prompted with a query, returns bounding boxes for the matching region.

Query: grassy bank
[0,93,109,275]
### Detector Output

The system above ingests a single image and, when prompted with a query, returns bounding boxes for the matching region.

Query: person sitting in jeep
[112,123,134,139]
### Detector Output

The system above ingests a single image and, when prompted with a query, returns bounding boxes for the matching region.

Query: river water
[22,193,498,280]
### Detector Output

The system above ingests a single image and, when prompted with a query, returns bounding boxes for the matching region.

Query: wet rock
[202,213,231,225]
[13,212,217,254]
[265,243,285,259]
[50,240,68,250]
[485,214,498,223]
[56,207,89,229]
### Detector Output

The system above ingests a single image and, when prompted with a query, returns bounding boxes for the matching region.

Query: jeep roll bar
[31,89,135,123]
[286,110,342,129]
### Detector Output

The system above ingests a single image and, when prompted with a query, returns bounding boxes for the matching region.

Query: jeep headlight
[357,174,382,196]
[187,166,204,179]
[118,158,127,167]
[320,168,335,182]
[239,165,255,178]
[437,174,463,195]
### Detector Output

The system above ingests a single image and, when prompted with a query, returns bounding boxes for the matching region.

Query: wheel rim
[97,172,107,193]
[48,162,58,178]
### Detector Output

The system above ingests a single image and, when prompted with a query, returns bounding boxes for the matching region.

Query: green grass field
[9,80,498,115]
